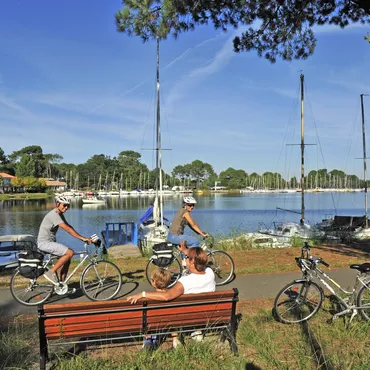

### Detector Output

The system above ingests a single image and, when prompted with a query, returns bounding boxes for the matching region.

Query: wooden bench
[38,289,239,369]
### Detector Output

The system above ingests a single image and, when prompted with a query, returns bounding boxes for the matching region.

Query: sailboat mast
[155,36,164,227]
[361,93,368,228]
[300,74,305,224]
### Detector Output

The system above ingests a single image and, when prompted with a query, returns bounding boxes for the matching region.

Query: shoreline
[0,188,364,201]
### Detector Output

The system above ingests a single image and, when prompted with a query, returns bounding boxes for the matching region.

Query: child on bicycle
[142,268,172,350]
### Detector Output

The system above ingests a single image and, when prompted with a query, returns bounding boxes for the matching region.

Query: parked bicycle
[10,236,122,306]
[273,242,370,325]
[145,237,235,288]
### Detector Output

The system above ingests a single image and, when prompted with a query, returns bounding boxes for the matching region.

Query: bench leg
[226,326,238,355]
[39,310,48,370]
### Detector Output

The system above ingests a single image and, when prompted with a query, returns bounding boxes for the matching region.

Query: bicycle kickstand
[347,309,358,329]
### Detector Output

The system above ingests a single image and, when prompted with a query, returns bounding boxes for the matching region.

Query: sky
[0,1,370,180]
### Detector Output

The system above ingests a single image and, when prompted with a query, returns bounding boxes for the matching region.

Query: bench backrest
[39,289,238,340]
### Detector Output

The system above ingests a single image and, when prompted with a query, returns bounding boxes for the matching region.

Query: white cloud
[166,29,245,112]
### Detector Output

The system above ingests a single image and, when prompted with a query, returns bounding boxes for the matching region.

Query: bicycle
[10,238,122,306]
[273,242,370,325]
[145,238,235,288]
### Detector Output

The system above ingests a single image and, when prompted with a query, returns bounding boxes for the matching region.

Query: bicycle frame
[42,243,100,284]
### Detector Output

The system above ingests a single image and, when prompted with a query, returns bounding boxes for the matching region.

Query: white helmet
[183,196,197,205]
[56,195,70,205]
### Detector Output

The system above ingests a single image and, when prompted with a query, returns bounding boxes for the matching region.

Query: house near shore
[0,172,16,193]
[0,172,16,185]
[41,178,67,192]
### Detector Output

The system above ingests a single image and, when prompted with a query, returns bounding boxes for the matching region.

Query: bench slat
[45,325,143,339]
[45,318,143,336]
[44,311,142,326]
[147,302,232,317]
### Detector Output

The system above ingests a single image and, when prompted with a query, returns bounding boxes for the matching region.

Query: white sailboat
[317,94,370,240]
[138,38,170,252]
[244,74,324,246]
[257,74,320,243]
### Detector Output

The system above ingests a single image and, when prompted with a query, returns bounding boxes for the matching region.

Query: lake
[0,192,367,251]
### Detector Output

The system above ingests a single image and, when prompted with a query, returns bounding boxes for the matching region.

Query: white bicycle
[10,237,122,306]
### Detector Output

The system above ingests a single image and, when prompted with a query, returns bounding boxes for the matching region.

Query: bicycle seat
[350,263,370,272]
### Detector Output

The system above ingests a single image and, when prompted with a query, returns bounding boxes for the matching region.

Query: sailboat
[138,37,170,252]
[256,74,317,243]
[316,94,370,240]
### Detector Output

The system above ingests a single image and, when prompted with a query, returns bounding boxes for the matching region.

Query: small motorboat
[82,196,106,204]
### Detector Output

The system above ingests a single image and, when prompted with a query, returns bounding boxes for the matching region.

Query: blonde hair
[151,268,172,289]
[187,247,208,272]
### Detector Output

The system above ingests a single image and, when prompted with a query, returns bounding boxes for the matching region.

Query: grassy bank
[0,193,52,200]
[2,298,370,369]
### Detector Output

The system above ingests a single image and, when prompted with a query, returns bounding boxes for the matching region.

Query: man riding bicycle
[167,196,209,256]
[38,196,92,285]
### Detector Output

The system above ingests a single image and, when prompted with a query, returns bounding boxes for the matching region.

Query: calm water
[0,192,367,251]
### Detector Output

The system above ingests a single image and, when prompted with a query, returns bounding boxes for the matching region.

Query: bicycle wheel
[145,257,182,288]
[273,281,324,324]
[207,250,235,286]
[357,282,370,321]
[81,260,122,301]
[10,269,53,306]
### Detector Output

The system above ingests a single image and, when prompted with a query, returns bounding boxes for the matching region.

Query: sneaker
[67,288,77,295]
[43,270,59,286]
[151,335,159,349]
[173,338,182,349]
[142,338,153,351]
[191,330,204,342]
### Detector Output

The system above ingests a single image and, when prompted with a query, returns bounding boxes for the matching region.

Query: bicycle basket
[152,242,174,267]
[18,250,45,279]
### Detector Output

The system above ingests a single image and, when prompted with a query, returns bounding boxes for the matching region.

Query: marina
[0,191,369,253]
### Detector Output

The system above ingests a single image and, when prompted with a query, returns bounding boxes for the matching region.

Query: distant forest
[0,145,366,191]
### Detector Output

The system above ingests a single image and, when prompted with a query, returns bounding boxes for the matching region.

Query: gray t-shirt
[37,209,66,244]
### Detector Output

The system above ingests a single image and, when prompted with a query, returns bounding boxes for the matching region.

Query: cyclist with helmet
[38,196,92,285]
[167,196,209,255]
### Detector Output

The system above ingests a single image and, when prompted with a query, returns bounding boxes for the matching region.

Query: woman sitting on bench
[127,247,215,303]
[127,247,215,347]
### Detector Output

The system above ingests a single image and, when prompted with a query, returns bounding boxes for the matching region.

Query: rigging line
[160,87,174,180]
[280,81,300,212]
[304,83,337,215]
[276,82,301,183]
[140,85,156,161]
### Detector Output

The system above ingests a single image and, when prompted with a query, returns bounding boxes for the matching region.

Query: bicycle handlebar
[321,260,329,267]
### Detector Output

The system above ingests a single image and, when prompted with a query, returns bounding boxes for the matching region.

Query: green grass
[3,298,370,369]
[0,315,39,369]
[55,341,246,370]
[0,192,52,200]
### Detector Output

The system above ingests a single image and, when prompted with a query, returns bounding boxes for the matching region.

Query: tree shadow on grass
[299,320,336,370]
[316,241,370,259]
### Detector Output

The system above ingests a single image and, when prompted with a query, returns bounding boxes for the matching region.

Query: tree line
[0,145,366,191]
